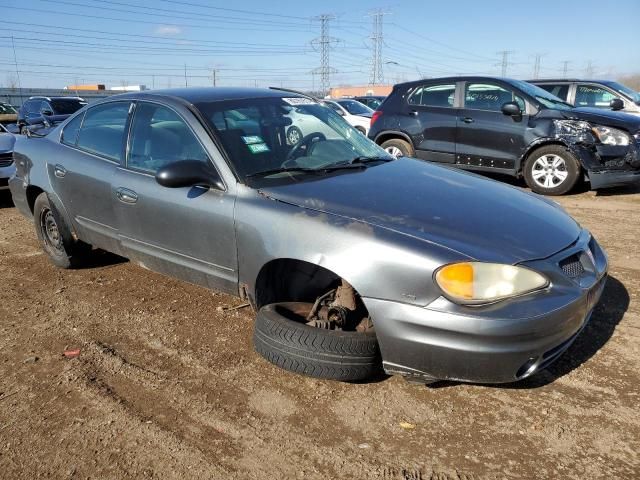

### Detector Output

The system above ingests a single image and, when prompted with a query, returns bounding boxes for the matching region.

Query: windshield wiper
[348,155,394,165]
[245,166,322,179]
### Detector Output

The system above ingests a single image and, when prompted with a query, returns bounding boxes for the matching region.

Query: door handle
[461,117,474,123]
[54,164,67,178]
[115,187,138,204]
[408,110,418,116]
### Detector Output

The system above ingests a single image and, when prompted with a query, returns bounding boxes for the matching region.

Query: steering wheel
[283,132,326,166]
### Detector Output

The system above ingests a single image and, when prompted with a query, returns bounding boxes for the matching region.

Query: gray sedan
[9,88,608,384]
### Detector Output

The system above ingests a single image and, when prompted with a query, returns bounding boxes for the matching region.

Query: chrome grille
[559,254,585,278]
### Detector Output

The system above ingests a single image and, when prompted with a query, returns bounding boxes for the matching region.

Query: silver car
[9,88,608,384]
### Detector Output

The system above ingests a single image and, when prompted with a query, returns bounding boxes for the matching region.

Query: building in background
[65,84,106,91]
[329,85,393,98]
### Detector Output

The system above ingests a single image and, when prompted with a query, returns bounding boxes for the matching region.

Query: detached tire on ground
[253,302,381,381]
[523,145,581,196]
[380,138,414,158]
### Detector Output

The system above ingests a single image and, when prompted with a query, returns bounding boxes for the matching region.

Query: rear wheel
[380,138,414,158]
[33,193,86,268]
[524,145,581,196]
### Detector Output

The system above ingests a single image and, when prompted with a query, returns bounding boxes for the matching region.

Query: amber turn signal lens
[435,263,474,299]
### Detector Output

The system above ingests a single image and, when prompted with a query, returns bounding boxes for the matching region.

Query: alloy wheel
[531,154,568,189]
[385,146,404,158]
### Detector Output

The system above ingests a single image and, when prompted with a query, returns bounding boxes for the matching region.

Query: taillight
[370,110,382,127]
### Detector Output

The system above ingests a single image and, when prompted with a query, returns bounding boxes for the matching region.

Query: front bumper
[588,168,640,189]
[366,231,608,384]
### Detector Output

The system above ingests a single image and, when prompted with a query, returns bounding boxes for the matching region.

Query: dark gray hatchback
[10,87,608,384]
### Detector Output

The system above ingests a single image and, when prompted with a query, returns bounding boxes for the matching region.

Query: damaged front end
[551,119,640,188]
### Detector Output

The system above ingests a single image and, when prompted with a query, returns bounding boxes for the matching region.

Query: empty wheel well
[254,259,368,315]
[26,186,44,214]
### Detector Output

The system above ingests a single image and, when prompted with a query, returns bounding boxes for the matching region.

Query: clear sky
[1,0,639,90]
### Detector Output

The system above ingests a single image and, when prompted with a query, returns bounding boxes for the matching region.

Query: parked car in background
[0,102,18,125]
[353,95,386,109]
[0,124,16,192]
[321,99,373,135]
[17,96,87,133]
[9,87,608,385]
[530,79,640,116]
[369,76,640,195]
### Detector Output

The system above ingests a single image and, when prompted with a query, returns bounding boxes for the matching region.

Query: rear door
[455,81,528,171]
[51,101,131,253]
[573,83,625,110]
[404,82,458,163]
[113,100,237,293]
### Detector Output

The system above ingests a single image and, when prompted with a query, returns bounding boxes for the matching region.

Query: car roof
[394,76,516,89]
[28,96,85,101]
[528,79,618,84]
[113,87,306,104]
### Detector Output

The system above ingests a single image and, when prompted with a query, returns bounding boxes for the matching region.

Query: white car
[284,106,341,145]
[321,99,373,135]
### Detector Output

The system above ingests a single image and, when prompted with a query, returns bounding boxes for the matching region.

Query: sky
[1,0,639,90]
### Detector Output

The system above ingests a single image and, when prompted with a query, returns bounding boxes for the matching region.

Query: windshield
[512,80,575,110]
[0,103,17,114]
[50,99,87,115]
[336,99,374,116]
[606,81,640,103]
[195,96,391,182]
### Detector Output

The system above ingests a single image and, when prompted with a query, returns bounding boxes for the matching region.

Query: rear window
[408,84,456,107]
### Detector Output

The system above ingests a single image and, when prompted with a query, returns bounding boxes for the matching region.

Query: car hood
[0,132,15,153]
[569,107,640,130]
[258,158,581,263]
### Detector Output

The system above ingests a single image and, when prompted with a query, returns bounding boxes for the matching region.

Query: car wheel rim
[287,129,301,145]
[531,154,568,189]
[40,208,63,253]
[385,146,404,158]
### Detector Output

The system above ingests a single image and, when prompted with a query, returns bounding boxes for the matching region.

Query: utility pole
[496,50,514,77]
[184,63,188,87]
[311,14,339,96]
[532,53,543,79]
[368,10,389,86]
[561,60,570,79]
[152,75,155,89]
[212,69,217,87]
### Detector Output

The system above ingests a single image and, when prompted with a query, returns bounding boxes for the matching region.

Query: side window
[61,113,84,146]
[465,83,525,112]
[76,102,130,161]
[128,103,209,174]
[537,84,569,101]
[40,102,52,114]
[575,85,619,109]
[408,84,456,107]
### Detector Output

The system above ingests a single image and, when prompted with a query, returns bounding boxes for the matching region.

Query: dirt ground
[0,183,639,480]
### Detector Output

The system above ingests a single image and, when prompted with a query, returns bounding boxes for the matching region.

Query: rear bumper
[588,169,640,189]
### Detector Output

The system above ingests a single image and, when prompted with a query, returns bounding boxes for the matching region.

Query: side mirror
[501,102,522,117]
[41,109,54,116]
[609,98,624,111]
[155,160,224,190]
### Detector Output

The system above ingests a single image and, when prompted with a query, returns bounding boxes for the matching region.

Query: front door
[456,82,528,171]
[51,101,131,254]
[404,82,458,163]
[113,101,237,294]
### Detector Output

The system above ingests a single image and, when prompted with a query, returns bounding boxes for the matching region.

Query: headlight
[435,262,549,305]
[591,125,631,146]
[553,119,593,143]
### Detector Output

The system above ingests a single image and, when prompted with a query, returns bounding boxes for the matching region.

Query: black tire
[253,302,381,382]
[380,138,414,158]
[523,145,581,196]
[355,126,366,135]
[33,193,85,269]
[286,126,303,145]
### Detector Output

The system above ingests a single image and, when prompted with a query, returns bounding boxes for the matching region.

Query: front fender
[234,187,464,308]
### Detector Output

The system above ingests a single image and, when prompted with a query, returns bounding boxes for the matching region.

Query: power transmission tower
[311,14,339,96]
[212,68,218,87]
[561,60,570,78]
[585,60,595,78]
[368,10,389,85]
[532,53,544,79]
[496,51,514,77]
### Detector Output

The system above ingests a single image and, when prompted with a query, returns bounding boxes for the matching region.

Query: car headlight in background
[435,262,549,305]
[591,125,631,146]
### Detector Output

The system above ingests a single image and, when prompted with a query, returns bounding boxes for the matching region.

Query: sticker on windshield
[241,135,264,145]
[248,143,270,154]
[282,97,317,106]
